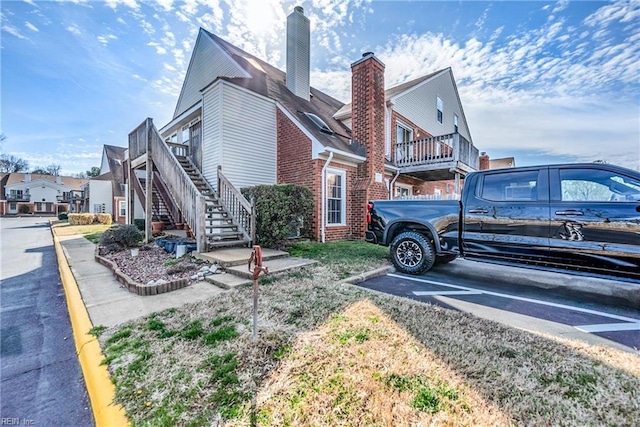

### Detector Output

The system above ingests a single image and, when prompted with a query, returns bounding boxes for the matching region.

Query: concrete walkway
[58,234,225,328]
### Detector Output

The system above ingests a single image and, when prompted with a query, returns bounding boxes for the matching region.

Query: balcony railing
[56,191,85,203]
[394,133,479,180]
[6,194,30,202]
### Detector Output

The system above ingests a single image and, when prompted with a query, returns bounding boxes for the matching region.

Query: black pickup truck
[366,163,640,280]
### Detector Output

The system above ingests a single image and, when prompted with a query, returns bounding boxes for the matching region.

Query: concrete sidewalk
[58,234,225,328]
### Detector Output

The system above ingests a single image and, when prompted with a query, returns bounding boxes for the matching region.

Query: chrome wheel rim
[396,240,422,267]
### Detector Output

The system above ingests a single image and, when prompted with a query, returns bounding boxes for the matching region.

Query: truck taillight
[366,203,373,224]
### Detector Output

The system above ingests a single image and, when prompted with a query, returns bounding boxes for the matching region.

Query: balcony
[395,133,479,181]
[6,193,30,202]
[57,190,85,203]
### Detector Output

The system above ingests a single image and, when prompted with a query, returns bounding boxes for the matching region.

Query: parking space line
[575,323,640,333]
[390,273,640,324]
[413,290,483,296]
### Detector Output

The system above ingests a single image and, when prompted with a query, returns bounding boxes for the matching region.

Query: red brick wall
[350,53,390,238]
[276,108,366,241]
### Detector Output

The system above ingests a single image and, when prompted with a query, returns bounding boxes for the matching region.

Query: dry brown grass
[98,245,640,426]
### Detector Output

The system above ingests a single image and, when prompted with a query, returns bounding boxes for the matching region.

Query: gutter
[389,169,400,199]
[320,151,334,243]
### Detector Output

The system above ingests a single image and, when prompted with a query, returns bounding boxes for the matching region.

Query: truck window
[480,170,539,202]
[559,168,640,202]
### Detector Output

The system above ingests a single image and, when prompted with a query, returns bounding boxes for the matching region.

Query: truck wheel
[390,231,435,275]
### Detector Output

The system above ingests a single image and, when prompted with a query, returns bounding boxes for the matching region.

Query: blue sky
[1,0,639,175]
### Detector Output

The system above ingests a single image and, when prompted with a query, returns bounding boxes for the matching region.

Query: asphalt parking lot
[356,259,640,352]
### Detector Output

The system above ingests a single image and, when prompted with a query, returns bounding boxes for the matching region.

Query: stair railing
[217,166,256,246]
[137,118,207,252]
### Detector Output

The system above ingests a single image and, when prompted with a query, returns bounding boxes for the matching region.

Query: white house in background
[0,173,87,215]
[84,145,128,222]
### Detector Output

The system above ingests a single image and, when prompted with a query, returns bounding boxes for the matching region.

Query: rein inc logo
[1,419,34,425]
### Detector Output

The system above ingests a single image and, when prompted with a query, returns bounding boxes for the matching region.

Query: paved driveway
[357,260,640,352]
[1,216,93,426]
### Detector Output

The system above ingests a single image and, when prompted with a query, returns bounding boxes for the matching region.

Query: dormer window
[303,112,334,135]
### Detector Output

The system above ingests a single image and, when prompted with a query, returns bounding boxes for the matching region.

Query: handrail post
[250,195,256,247]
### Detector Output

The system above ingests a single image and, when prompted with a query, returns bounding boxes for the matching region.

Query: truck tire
[390,231,435,275]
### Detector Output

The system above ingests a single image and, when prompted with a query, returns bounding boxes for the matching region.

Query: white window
[181,125,189,144]
[454,114,459,133]
[394,184,412,198]
[436,97,443,124]
[119,200,126,217]
[9,202,16,211]
[396,122,414,161]
[326,168,346,225]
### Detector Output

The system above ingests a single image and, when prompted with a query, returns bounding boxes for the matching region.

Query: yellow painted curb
[52,226,129,427]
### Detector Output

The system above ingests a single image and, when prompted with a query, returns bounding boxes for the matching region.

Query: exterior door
[548,165,640,278]
[189,121,202,171]
[462,167,551,261]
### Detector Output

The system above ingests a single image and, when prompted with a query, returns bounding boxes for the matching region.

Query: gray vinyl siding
[392,71,472,143]
[174,32,248,118]
[220,84,277,189]
[202,82,222,187]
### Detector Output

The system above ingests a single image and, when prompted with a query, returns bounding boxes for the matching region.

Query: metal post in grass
[248,245,268,342]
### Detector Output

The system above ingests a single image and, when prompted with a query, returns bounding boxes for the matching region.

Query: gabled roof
[3,173,87,191]
[334,68,447,119]
[101,145,127,197]
[173,28,364,158]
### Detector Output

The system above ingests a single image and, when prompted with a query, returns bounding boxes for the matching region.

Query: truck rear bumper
[365,231,377,244]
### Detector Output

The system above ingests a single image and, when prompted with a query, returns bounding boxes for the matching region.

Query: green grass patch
[203,325,239,346]
[288,241,389,265]
[180,320,204,340]
[88,325,107,338]
[385,374,460,413]
[163,258,181,267]
[105,328,132,346]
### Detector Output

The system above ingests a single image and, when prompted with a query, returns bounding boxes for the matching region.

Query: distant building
[0,173,87,215]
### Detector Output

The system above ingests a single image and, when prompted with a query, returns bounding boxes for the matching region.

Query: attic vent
[304,112,334,135]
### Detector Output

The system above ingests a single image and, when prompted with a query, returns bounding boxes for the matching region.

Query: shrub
[68,213,97,225]
[19,205,30,214]
[99,224,143,248]
[57,212,68,221]
[241,184,313,249]
[133,218,145,231]
[95,213,113,225]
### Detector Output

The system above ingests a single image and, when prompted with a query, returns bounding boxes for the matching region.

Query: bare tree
[0,153,29,172]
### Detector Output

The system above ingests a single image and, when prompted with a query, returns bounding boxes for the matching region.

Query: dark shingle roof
[102,144,127,197]
[203,30,365,157]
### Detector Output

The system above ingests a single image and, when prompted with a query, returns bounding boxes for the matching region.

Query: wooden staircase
[128,118,255,252]
[174,156,250,249]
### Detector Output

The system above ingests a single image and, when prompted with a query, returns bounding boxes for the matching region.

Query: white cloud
[97,34,117,45]
[66,24,82,36]
[2,24,27,39]
[105,0,139,11]
[25,21,38,32]
[156,0,174,12]
[147,41,167,54]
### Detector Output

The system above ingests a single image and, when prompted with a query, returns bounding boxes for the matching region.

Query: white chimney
[286,6,310,101]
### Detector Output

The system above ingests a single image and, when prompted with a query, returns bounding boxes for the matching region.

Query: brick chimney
[350,52,388,238]
[351,52,387,199]
[479,152,490,170]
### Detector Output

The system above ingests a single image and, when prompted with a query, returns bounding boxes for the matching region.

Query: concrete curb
[52,226,129,426]
[341,265,395,285]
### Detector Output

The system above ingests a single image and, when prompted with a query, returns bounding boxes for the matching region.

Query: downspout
[320,151,334,243]
[389,169,400,199]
